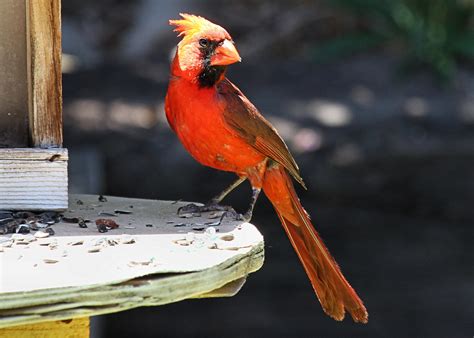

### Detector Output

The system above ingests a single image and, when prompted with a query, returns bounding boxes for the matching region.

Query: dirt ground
[63,52,473,338]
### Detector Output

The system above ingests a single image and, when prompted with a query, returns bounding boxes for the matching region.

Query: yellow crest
[169,13,217,37]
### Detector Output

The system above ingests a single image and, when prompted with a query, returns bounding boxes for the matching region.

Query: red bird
[165,13,368,323]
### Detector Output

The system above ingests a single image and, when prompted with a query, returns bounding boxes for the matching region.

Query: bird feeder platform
[0,194,264,337]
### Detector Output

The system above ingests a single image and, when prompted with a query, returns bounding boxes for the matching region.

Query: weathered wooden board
[0,195,265,328]
[0,0,29,147]
[27,0,63,148]
[0,148,68,210]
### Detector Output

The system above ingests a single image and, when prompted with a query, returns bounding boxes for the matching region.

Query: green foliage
[319,0,474,79]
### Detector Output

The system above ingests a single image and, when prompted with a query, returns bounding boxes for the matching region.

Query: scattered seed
[205,221,221,226]
[38,239,53,246]
[97,224,108,233]
[43,258,58,264]
[76,199,84,205]
[98,212,116,217]
[14,212,35,219]
[128,258,153,266]
[0,240,13,248]
[114,209,132,215]
[68,240,84,246]
[62,217,80,223]
[145,224,153,228]
[220,234,235,241]
[120,235,135,244]
[107,239,119,246]
[192,227,205,231]
[88,246,101,253]
[35,222,49,229]
[16,224,30,234]
[12,234,36,243]
[34,231,50,238]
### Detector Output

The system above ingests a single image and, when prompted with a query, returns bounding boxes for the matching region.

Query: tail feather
[263,164,368,323]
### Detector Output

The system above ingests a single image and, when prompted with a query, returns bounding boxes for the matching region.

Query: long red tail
[262,163,368,323]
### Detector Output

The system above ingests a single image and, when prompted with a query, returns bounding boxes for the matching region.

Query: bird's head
[169,13,241,87]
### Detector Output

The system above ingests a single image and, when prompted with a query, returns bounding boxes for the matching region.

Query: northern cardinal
[165,13,368,323]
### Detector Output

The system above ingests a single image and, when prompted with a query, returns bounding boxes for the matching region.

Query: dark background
[62,1,473,337]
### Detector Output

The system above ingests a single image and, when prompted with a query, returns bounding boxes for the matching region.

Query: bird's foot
[177,201,236,217]
[219,209,252,223]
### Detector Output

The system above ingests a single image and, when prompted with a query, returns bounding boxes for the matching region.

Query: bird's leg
[209,176,247,204]
[177,176,246,215]
[220,187,261,223]
[241,187,261,222]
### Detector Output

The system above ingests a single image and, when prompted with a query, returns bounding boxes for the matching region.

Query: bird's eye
[199,39,209,47]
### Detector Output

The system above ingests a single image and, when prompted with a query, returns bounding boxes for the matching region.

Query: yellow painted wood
[0,318,89,338]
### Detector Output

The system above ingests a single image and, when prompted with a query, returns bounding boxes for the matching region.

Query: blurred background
[61,0,473,337]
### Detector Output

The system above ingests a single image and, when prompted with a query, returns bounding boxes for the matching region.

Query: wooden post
[27,0,63,148]
[0,0,67,211]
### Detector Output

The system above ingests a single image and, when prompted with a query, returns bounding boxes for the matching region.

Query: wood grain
[27,0,63,148]
[0,1,29,147]
[0,148,68,210]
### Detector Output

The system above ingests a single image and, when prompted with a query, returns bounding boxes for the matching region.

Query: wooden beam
[27,0,63,148]
[0,0,29,147]
[0,148,68,210]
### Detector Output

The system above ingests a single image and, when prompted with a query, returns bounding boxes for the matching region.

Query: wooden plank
[0,195,265,328]
[0,148,67,160]
[0,148,68,210]
[0,0,29,147]
[0,318,89,338]
[27,0,63,148]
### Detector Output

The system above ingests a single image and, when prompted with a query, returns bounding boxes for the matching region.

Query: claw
[218,209,249,223]
[177,202,237,219]
[177,203,202,215]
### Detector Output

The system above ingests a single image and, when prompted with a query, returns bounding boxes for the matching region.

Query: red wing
[218,78,305,188]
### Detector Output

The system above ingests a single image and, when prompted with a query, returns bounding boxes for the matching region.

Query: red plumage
[165,13,368,323]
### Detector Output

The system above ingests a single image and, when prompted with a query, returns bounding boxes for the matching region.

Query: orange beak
[210,39,241,66]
